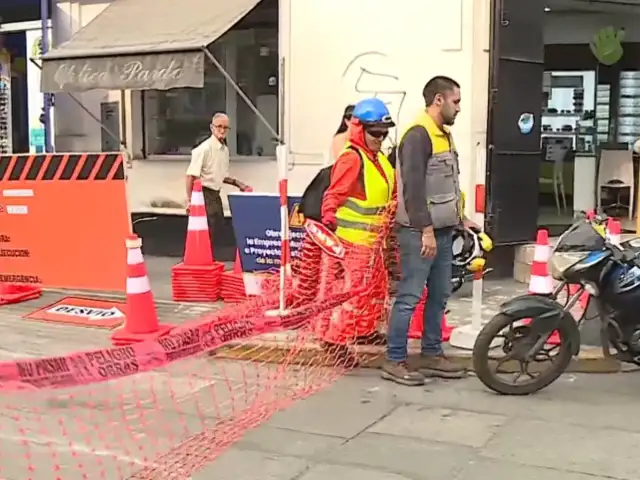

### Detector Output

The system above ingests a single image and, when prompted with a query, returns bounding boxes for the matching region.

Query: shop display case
[0,50,12,155]
[617,70,640,147]
[541,71,596,157]
[596,83,612,145]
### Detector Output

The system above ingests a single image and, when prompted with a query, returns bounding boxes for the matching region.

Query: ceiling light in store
[544,6,551,12]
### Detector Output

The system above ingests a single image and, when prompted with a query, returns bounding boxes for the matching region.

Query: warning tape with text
[0,288,361,392]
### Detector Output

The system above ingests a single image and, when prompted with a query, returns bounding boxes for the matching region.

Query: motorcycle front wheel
[472,313,574,395]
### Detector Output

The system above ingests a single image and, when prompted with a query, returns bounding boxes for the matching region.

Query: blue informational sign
[228,192,306,272]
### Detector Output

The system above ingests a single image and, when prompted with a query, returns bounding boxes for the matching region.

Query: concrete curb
[217,338,621,374]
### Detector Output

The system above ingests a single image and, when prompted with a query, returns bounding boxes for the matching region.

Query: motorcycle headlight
[550,252,588,280]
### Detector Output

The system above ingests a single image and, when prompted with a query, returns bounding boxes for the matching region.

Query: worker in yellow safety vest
[383,76,481,386]
[315,97,397,361]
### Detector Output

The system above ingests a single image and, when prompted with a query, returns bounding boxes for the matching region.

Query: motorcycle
[472,214,640,395]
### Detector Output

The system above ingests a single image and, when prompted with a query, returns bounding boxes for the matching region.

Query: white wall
[53,0,491,217]
[544,11,640,44]
[286,0,490,221]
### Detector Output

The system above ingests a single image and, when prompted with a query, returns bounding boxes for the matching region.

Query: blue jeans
[386,225,453,362]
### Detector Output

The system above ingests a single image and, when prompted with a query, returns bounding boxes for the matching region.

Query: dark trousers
[386,226,454,361]
[203,187,224,258]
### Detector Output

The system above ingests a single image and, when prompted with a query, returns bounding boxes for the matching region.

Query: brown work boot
[414,354,467,379]
[381,360,426,386]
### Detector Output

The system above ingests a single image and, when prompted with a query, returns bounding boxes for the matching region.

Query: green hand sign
[590,26,625,66]
[31,37,42,60]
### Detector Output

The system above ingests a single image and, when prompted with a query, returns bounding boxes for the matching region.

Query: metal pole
[40,0,53,152]
[202,47,281,144]
[265,144,291,317]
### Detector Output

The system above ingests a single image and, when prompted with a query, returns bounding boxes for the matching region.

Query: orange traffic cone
[184,180,214,265]
[408,288,453,342]
[567,283,590,318]
[221,249,247,303]
[233,250,242,274]
[526,229,559,344]
[607,218,622,246]
[171,180,224,302]
[111,235,173,346]
[529,229,553,295]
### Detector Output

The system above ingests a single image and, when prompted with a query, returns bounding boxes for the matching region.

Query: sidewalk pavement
[218,273,616,372]
[196,370,640,480]
[0,257,631,477]
[0,254,614,371]
[37,255,614,371]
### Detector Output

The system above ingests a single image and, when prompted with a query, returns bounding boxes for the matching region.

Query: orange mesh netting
[0,203,398,480]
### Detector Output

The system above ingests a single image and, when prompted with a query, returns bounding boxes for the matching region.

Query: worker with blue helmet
[351,98,396,129]
[307,97,396,358]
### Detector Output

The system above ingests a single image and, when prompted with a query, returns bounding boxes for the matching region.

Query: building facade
[48,0,492,223]
[41,0,640,266]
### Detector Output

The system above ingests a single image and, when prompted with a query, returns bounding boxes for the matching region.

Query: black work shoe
[414,354,467,379]
[381,361,426,386]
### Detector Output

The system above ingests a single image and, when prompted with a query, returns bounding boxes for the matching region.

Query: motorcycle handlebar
[576,210,609,226]
[606,241,640,267]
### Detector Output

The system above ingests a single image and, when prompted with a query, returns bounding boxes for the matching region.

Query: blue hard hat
[352,98,396,127]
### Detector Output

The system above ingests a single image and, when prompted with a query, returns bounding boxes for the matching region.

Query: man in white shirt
[186,112,250,255]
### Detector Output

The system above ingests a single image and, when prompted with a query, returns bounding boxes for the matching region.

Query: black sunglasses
[365,129,389,139]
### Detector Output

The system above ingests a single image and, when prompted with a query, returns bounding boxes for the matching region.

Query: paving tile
[235,426,344,458]
[265,378,396,438]
[320,432,474,480]
[482,418,640,480]
[367,404,508,448]
[194,448,308,480]
[299,463,412,480]
[459,457,617,480]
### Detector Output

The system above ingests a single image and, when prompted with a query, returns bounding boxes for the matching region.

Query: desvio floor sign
[0,153,130,291]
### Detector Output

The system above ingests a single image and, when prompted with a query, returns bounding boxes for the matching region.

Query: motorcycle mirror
[575,210,590,220]
[594,214,609,224]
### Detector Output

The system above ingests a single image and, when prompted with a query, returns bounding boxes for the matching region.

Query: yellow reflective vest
[335,145,395,246]
[398,111,464,222]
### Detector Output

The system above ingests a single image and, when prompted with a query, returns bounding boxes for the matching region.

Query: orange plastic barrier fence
[0,153,129,291]
[0,203,399,479]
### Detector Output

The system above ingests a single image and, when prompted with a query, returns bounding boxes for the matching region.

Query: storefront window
[541,71,597,155]
[143,28,279,157]
[143,44,226,156]
[234,30,278,157]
